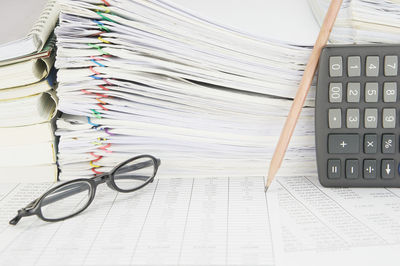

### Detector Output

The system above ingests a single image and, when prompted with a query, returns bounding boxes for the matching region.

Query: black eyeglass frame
[10,154,160,225]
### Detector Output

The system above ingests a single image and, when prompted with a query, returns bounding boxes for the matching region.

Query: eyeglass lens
[113,157,156,191]
[40,181,92,220]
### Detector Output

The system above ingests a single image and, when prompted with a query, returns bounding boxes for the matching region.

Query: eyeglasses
[10,155,161,225]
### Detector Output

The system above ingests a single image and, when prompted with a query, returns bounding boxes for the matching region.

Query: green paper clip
[88,43,109,55]
[91,109,102,119]
[97,11,116,23]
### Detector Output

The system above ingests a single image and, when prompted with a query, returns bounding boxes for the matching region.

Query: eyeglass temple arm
[9,198,40,225]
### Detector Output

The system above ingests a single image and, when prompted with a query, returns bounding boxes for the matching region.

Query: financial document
[267,174,400,266]
[0,177,273,266]
[3,175,400,266]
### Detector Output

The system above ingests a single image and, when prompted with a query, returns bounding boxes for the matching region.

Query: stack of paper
[55,0,320,180]
[309,0,400,43]
[0,0,60,182]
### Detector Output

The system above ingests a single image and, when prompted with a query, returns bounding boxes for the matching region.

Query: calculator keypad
[347,56,361,77]
[384,56,398,76]
[316,45,400,187]
[383,82,397,102]
[347,83,360,102]
[329,56,343,77]
[366,56,380,77]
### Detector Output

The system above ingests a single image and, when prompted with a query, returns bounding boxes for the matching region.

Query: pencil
[265,0,343,191]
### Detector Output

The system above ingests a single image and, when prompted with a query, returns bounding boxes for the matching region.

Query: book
[0,0,60,62]
[0,90,58,127]
[0,121,58,182]
[0,121,55,146]
[0,141,56,167]
[0,164,57,182]
[0,77,53,100]
[0,35,56,89]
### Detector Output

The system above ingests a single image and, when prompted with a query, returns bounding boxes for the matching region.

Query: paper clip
[92,140,103,146]
[101,0,110,6]
[91,59,106,67]
[81,89,92,95]
[97,11,116,23]
[98,85,110,91]
[93,137,108,145]
[90,161,101,168]
[91,109,102,119]
[91,168,103,174]
[97,5,111,13]
[98,104,109,111]
[89,66,101,75]
[99,143,112,153]
[88,43,109,55]
[98,36,111,44]
[90,152,103,161]
[90,75,102,80]
[95,93,109,98]
[104,128,115,136]
[97,97,107,104]
[93,19,110,32]
[90,31,106,37]
[87,117,100,127]
[103,78,112,85]
[90,55,105,61]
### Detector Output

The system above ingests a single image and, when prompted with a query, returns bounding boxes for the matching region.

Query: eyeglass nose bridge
[92,173,117,191]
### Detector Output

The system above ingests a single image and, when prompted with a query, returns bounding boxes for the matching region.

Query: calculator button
[366,56,379,77]
[347,56,361,77]
[363,160,377,179]
[328,159,341,179]
[346,160,359,179]
[384,55,398,76]
[383,82,397,103]
[328,109,341,128]
[329,56,343,77]
[381,160,395,179]
[329,83,342,103]
[364,134,377,154]
[346,109,359,128]
[364,108,378,128]
[328,134,359,154]
[365,83,379,102]
[382,134,395,154]
[382,108,396,128]
[347,83,360,102]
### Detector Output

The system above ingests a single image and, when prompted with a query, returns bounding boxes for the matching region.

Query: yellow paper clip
[96,5,111,13]
[90,161,101,168]
[98,36,111,44]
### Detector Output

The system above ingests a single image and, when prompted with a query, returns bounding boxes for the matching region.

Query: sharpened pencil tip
[264,186,268,193]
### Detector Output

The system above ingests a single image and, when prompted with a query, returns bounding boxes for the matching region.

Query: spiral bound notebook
[0,0,60,62]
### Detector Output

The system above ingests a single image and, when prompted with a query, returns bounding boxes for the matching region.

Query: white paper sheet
[267,174,400,266]
[0,177,273,266]
[169,0,320,45]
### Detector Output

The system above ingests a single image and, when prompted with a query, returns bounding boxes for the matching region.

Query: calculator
[315,45,400,187]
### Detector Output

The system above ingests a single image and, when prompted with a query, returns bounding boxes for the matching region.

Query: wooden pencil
[265,0,343,190]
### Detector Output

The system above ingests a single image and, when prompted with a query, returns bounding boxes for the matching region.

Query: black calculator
[315,45,400,187]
